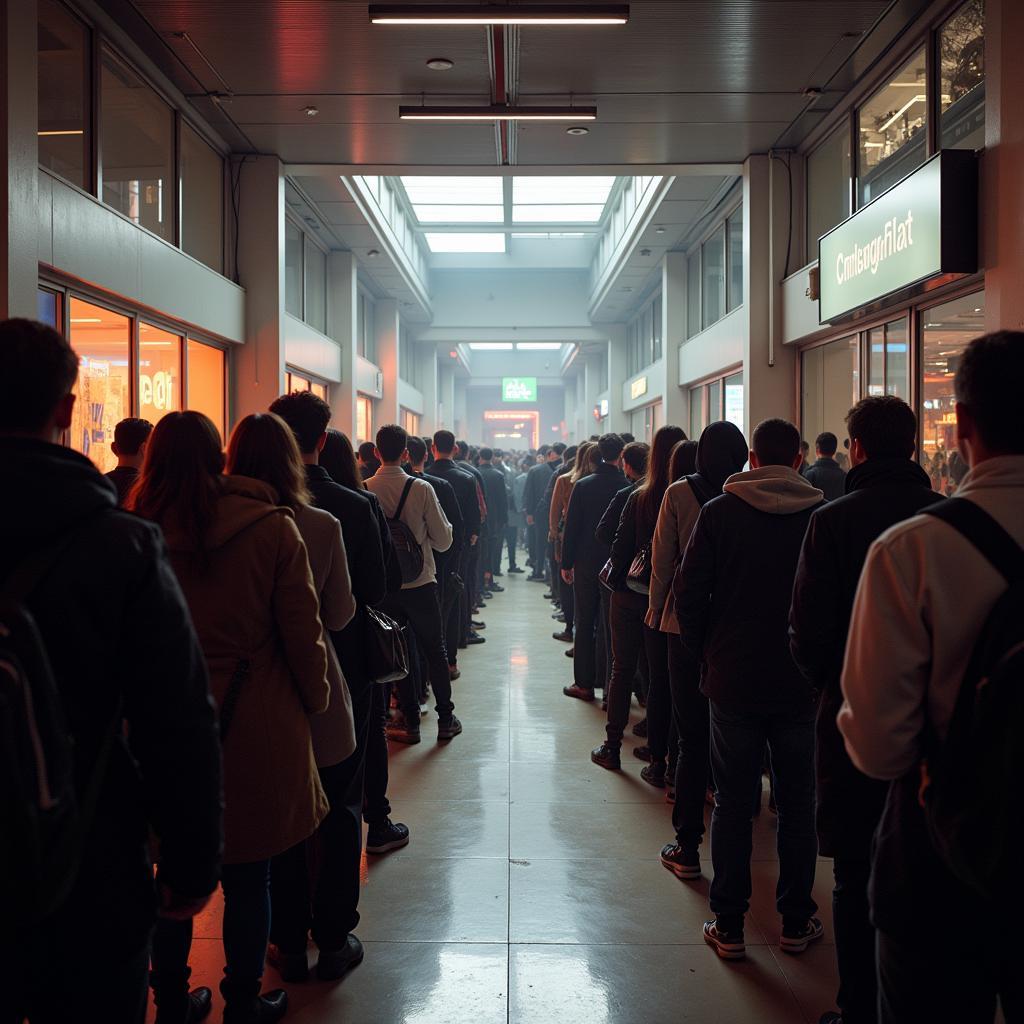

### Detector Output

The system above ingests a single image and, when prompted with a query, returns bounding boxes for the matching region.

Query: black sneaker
[632,745,653,762]
[631,717,648,738]
[660,842,701,880]
[438,715,463,740]
[471,620,486,629]
[316,934,364,981]
[528,574,547,583]
[552,630,573,643]
[366,818,410,854]
[703,920,746,960]
[591,742,621,769]
[508,566,525,574]
[387,719,421,744]
[542,592,556,601]
[489,582,505,593]
[466,632,486,645]
[640,762,666,788]
[780,917,825,954]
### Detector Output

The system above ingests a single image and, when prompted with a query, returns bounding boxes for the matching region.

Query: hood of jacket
[724,465,824,514]
[0,437,117,553]
[161,474,287,553]
[844,456,932,495]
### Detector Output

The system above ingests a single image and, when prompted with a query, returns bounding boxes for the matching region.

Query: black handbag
[364,607,410,684]
[598,558,618,593]
[626,543,652,595]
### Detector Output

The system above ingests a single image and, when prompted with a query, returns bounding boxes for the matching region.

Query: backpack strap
[1,518,102,604]
[393,477,416,522]
[923,498,1024,586]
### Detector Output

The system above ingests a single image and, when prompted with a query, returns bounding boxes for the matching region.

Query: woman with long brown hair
[591,424,686,786]
[134,410,329,1024]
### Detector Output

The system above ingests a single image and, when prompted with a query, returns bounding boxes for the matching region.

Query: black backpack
[0,527,120,927]
[920,498,1024,904]
[388,478,425,586]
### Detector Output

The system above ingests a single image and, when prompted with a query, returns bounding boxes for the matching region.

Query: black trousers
[559,563,574,634]
[363,682,392,827]
[504,525,519,568]
[384,583,454,721]
[604,590,665,745]
[832,854,877,1024]
[528,521,545,575]
[443,565,463,665]
[668,633,709,850]
[597,585,612,693]
[487,528,505,576]
[571,570,601,691]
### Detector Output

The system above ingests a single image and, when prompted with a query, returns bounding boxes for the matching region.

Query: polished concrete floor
[154,565,840,1023]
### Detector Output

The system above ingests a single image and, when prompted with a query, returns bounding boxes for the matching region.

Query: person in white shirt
[366,424,461,744]
[838,331,1024,1023]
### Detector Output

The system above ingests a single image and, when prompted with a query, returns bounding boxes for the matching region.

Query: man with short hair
[367,425,459,744]
[804,431,847,500]
[676,418,825,961]
[357,440,380,480]
[105,416,153,505]
[523,445,560,580]
[790,396,942,1024]
[838,333,1024,1022]
[561,433,627,701]
[477,447,509,584]
[1,319,221,1023]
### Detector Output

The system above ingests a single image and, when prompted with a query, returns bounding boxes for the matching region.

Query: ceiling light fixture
[38,129,84,136]
[370,4,629,26]
[426,57,455,70]
[367,249,381,257]
[400,104,597,122]
[303,105,319,117]
[566,126,589,136]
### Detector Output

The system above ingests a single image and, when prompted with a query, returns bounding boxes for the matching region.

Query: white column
[418,344,439,435]
[234,156,285,422]
[606,325,629,433]
[375,298,400,426]
[327,251,358,438]
[742,153,796,437]
[662,252,688,430]
[453,378,468,439]
[1,0,38,319]
[437,363,455,431]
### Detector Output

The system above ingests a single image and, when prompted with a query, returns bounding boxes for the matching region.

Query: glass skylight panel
[425,232,506,253]
[468,342,514,350]
[401,176,503,204]
[512,176,616,205]
[414,204,504,223]
[513,204,606,223]
[516,343,564,350]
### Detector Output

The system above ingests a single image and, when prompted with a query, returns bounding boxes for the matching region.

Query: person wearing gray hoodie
[675,418,825,963]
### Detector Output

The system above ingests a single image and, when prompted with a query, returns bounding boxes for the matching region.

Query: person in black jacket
[105,416,152,505]
[1,320,221,1024]
[561,433,627,701]
[522,445,559,579]
[804,431,847,501]
[269,392,391,971]
[477,448,509,586]
[676,418,825,963]
[789,397,942,1024]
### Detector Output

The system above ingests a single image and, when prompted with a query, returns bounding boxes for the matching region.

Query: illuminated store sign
[599,398,610,418]
[630,376,648,400]
[502,376,537,402]
[819,150,977,324]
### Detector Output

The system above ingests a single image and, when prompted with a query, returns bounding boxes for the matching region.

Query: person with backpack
[789,396,942,1024]
[838,332,1024,1023]
[0,319,222,1024]
[366,424,459,745]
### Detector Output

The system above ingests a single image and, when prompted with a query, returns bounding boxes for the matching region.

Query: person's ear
[316,432,328,453]
[374,446,384,461]
[748,449,760,470]
[111,440,121,457]
[791,451,804,471]
[54,392,76,432]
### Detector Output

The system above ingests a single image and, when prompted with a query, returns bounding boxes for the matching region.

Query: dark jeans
[598,586,612,693]
[363,682,392,826]
[383,583,454,721]
[487,529,505,576]
[559,564,574,634]
[270,681,373,953]
[571,571,601,691]
[504,525,519,568]
[832,855,877,1024]
[604,589,650,745]
[709,700,818,930]
[528,521,544,575]
[878,925,1021,1023]
[668,634,709,850]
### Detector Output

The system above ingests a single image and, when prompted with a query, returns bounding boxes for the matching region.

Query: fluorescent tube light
[516,343,563,350]
[371,4,629,25]
[400,104,597,122]
[38,130,85,136]
[469,343,515,350]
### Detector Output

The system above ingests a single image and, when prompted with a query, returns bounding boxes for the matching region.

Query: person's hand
[561,568,574,585]
[470,534,478,546]
[157,882,213,921]
[526,515,534,526]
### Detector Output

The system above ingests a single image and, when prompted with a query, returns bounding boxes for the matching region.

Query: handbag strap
[218,658,251,742]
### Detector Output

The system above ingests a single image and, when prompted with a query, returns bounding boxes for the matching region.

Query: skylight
[425,232,506,253]
[516,343,564,350]
[513,177,616,204]
[513,204,606,223]
[402,177,504,225]
[468,343,514,350]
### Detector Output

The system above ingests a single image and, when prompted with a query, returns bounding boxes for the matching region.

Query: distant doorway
[483,409,539,450]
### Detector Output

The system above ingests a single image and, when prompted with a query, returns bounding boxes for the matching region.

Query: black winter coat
[595,482,638,549]
[561,462,628,575]
[804,457,847,501]
[789,457,942,857]
[0,439,221,956]
[431,458,482,540]
[522,459,557,521]
[478,463,509,532]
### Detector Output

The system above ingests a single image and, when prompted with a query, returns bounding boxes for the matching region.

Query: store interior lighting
[370,4,629,26]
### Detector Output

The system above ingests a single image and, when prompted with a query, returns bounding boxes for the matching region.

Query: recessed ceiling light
[426,57,455,70]
[370,4,629,26]
[655,225,666,234]
[566,126,590,136]
[400,104,597,122]
[303,105,319,117]
[367,249,381,257]
[640,248,652,256]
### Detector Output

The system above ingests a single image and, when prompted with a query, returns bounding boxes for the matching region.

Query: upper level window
[940,0,985,152]
[38,0,90,190]
[285,222,303,318]
[858,47,928,206]
[304,237,327,334]
[807,124,851,254]
[181,121,224,272]
[727,207,743,311]
[702,225,726,329]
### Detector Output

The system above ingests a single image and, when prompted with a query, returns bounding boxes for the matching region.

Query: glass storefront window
[37,289,59,327]
[311,382,328,403]
[801,335,859,465]
[868,326,885,396]
[687,254,700,338]
[858,47,928,206]
[727,208,743,311]
[304,238,327,334]
[356,395,373,445]
[100,46,175,240]
[940,0,985,153]
[138,323,181,424]
[689,385,704,438]
[707,379,722,423]
[187,339,225,443]
[724,372,744,429]
[885,317,909,398]
[807,124,851,255]
[68,297,131,473]
[401,408,421,436]
[285,222,303,317]
[38,0,90,190]
[921,292,984,492]
[181,122,224,272]
[702,226,726,329]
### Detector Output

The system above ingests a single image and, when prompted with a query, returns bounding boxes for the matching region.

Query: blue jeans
[708,701,818,931]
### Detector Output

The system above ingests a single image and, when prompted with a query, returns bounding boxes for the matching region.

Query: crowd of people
[2,314,1021,1024]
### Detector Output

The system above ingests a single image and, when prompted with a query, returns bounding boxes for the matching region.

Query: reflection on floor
[150,565,839,1023]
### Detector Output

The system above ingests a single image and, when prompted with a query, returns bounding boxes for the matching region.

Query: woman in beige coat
[133,410,329,1024]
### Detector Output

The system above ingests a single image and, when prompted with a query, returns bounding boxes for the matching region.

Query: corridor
[170,568,839,1024]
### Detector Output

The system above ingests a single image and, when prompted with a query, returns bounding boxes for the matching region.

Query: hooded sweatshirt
[675,464,824,706]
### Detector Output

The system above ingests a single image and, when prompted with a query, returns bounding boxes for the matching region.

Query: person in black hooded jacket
[789,397,942,1024]
[0,319,221,1024]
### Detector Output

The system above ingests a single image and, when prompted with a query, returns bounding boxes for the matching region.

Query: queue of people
[527,330,1022,1024]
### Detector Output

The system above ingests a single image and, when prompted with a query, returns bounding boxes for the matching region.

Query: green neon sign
[502,377,537,402]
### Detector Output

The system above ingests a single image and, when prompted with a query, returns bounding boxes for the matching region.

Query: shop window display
[138,323,181,424]
[724,372,744,430]
[356,395,373,445]
[187,339,226,443]
[868,317,909,400]
[802,335,858,469]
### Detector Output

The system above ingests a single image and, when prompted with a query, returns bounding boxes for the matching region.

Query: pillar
[438,363,455,431]
[327,251,359,438]
[662,252,688,430]
[1,0,38,319]
[742,153,796,437]
[606,325,629,433]
[234,156,285,422]
[374,298,400,426]
[982,0,1024,332]
[418,343,439,435]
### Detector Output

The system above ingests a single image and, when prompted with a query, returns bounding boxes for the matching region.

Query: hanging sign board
[818,150,977,324]
[502,377,538,402]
